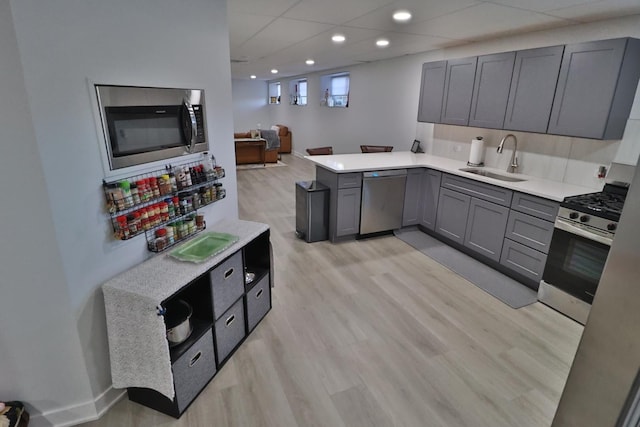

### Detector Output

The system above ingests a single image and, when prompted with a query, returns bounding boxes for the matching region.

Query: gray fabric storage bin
[173,328,216,413]
[214,298,246,364]
[246,274,271,332]
[210,251,244,320]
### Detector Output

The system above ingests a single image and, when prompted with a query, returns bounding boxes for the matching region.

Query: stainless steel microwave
[95,85,208,170]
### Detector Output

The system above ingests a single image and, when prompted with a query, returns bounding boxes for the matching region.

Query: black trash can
[295,181,329,243]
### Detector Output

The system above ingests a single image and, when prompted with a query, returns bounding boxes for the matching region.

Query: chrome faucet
[497,134,518,173]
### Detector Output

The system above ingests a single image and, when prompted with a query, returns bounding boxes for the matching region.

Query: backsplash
[416,123,623,190]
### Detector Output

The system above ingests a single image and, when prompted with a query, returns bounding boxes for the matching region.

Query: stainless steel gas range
[538,181,629,324]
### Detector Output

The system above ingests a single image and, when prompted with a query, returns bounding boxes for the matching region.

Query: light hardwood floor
[83,154,583,427]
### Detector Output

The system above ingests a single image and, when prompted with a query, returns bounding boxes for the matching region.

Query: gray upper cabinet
[548,38,640,139]
[417,61,446,123]
[402,169,423,226]
[504,46,564,133]
[420,169,442,231]
[441,57,477,126]
[468,52,516,129]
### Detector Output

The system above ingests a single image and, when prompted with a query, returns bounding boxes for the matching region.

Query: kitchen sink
[459,168,526,182]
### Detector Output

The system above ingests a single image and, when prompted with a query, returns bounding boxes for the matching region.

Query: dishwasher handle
[363,169,407,179]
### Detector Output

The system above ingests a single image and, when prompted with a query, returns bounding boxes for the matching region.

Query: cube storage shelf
[128,229,272,417]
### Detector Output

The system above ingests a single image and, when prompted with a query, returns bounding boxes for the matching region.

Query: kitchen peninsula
[307,151,596,290]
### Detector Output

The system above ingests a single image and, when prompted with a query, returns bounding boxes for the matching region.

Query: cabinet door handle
[226,314,235,327]
[255,289,263,299]
[224,268,234,279]
[189,351,202,367]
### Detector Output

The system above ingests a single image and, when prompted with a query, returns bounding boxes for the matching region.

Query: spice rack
[103,158,226,252]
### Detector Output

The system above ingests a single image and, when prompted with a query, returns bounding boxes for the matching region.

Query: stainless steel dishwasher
[360,169,407,235]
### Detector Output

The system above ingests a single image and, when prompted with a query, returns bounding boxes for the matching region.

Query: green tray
[169,232,239,263]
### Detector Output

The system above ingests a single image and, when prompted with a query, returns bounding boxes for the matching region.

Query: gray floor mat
[394,228,537,309]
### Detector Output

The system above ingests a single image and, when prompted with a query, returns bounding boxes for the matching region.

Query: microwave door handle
[183,99,198,153]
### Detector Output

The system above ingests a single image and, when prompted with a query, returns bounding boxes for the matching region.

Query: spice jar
[154,228,167,252]
[186,216,196,235]
[196,214,205,230]
[116,215,129,240]
[148,176,160,198]
[164,198,176,218]
[159,174,172,195]
[130,182,141,205]
[160,202,169,222]
[165,225,175,246]
[168,172,178,192]
[139,208,150,230]
[119,180,133,208]
[127,213,140,235]
[105,183,124,213]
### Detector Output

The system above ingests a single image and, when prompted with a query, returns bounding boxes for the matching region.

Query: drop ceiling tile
[345,0,481,31]
[489,0,600,13]
[227,0,301,16]
[252,18,334,43]
[228,12,276,49]
[406,3,571,40]
[545,0,640,22]
[283,0,394,24]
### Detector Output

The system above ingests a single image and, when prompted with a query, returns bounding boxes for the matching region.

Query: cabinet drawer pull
[255,289,263,299]
[189,351,202,367]
[224,268,234,279]
[226,314,235,327]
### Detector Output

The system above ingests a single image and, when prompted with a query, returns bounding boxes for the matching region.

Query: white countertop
[305,151,598,202]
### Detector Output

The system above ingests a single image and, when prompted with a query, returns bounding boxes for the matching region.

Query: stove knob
[580,215,589,223]
[607,223,617,231]
[569,212,579,219]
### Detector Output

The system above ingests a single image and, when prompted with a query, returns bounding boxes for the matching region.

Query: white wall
[231,79,270,132]
[3,0,236,425]
[266,15,640,189]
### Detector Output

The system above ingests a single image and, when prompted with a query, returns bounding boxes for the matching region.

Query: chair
[360,145,393,153]
[306,146,333,156]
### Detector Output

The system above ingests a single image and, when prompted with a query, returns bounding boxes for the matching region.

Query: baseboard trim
[27,386,125,427]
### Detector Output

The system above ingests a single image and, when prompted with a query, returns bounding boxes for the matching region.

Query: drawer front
[173,328,216,413]
[505,210,555,254]
[442,174,513,207]
[511,192,559,221]
[214,298,246,365]
[210,251,244,320]
[500,239,547,285]
[246,274,271,332]
[338,173,362,189]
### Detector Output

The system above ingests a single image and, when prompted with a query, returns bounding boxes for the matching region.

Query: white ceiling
[228,0,640,80]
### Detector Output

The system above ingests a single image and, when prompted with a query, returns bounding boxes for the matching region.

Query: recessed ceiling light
[332,34,346,43]
[376,39,390,47]
[250,75,257,79]
[393,10,412,22]
[305,59,315,65]
[271,69,278,74]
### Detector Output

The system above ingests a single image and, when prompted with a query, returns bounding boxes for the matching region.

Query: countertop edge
[306,152,598,202]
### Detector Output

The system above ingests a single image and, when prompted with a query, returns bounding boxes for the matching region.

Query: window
[268,82,281,104]
[321,72,349,107]
[289,79,307,105]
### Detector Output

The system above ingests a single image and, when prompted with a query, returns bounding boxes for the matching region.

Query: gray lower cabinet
[468,51,516,129]
[418,61,446,123]
[441,56,478,126]
[402,169,423,226]
[316,167,362,241]
[504,46,564,133]
[435,188,471,244]
[336,188,361,236]
[420,169,442,231]
[500,193,557,288]
[463,198,509,262]
[500,239,548,284]
[210,251,244,320]
[548,37,640,139]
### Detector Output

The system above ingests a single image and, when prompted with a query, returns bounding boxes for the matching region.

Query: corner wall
[4,0,236,425]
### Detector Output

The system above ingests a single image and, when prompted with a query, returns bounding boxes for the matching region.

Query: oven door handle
[555,218,612,247]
